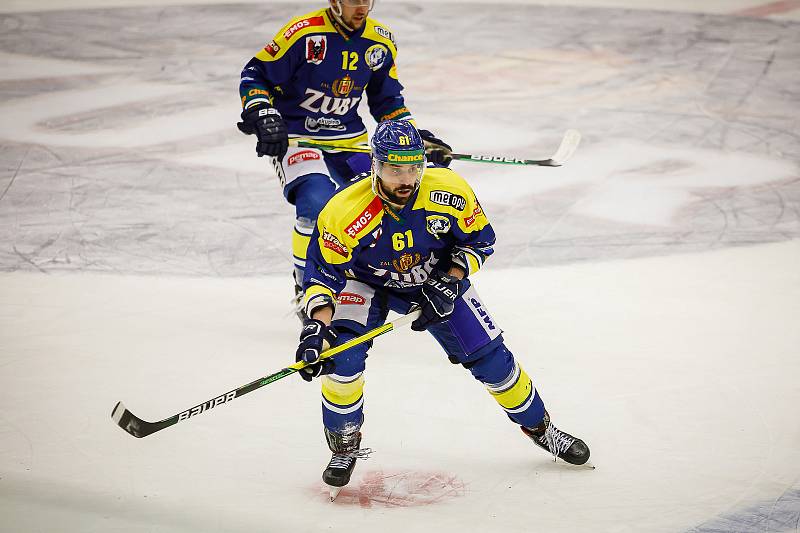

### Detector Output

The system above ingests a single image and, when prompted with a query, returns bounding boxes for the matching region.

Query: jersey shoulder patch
[362,18,398,56]
[320,179,384,242]
[415,168,473,214]
[256,8,336,61]
[415,168,489,231]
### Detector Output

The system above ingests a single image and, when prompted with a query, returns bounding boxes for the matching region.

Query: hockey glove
[419,129,453,167]
[411,271,460,331]
[296,318,338,382]
[237,103,289,159]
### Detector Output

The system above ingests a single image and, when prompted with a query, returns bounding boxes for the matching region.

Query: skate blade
[553,457,596,469]
[328,485,343,502]
[567,459,596,470]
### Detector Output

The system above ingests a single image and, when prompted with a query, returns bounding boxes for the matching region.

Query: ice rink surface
[1,0,799,531]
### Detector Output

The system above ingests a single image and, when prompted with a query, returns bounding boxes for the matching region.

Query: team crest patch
[426,215,451,237]
[332,75,354,97]
[306,35,327,64]
[365,44,388,71]
[392,252,422,273]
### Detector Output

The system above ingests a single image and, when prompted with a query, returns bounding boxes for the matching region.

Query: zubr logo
[300,89,361,116]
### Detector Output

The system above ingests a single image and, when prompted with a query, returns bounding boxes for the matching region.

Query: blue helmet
[370,120,426,165]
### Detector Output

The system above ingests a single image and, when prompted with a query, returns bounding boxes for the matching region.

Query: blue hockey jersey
[239,8,411,147]
[302,167,496,309]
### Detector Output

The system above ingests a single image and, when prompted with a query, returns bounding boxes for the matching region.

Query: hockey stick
[111,310,421,438]
[452,129,581,167]
[289,129,581,167]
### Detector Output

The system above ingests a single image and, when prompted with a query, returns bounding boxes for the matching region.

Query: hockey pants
[319,278,546,434]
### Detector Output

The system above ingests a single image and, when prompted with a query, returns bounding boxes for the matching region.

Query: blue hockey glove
[411,272,460,331]
[296,318,338,382]
[237,103,289,159]
[419,129,453,167]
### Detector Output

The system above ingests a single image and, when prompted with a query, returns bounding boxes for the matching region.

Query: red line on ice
[733,0,800,17]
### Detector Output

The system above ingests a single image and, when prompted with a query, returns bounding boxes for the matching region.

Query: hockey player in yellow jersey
[295,120,591,498]
[236,0,452,313]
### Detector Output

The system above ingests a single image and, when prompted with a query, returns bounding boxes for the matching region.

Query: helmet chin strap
[329,1,354,32]
[370,169,391,204]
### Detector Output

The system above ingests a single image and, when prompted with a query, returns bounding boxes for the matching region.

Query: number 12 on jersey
[341,51,358,70]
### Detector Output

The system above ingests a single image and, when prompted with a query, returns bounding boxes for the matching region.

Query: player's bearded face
[376,162,422,205]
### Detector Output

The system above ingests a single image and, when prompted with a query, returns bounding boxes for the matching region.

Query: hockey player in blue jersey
[296,120,590,497]
[236,0,451,310]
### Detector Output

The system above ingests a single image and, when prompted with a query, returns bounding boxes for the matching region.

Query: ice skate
[322,427,370,501]
[323,452,358,501]
[521,411,591,466]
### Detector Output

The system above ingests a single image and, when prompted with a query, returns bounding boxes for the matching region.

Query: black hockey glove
[419,129,453,167]
[237,103,289,159]
[411,271,460,331]
[296,318,338,382]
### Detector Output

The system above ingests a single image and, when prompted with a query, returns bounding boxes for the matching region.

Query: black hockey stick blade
[110,310,421,438]
[112,401,167,438]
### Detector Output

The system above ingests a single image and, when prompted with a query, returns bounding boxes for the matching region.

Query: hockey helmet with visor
[329,0,375,19]
[370,120,426,204]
